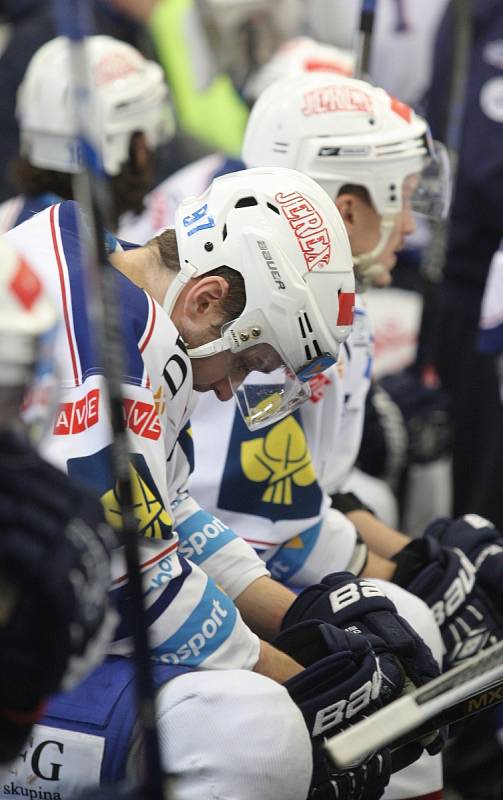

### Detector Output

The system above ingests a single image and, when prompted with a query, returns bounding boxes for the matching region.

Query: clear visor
[189,311,336,430]
[409,139,451,220]
[233,363,312,431]
[224,315,335,430]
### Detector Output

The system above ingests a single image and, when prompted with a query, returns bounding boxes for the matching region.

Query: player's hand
[425,514,503,613]
[274,621,393,799]
[393,532,503,667]
[282,572,441,701]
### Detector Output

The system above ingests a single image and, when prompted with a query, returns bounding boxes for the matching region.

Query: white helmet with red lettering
[17,35,173,176]
[165,167,355,429]
[243,36,355,104]
[242,72,451,284]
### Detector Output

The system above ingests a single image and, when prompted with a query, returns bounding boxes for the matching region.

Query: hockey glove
[0,430,118,760]
[425,514,503,614]
[393,534,503,668]
[275,620,392,800]
[282,572,440,701]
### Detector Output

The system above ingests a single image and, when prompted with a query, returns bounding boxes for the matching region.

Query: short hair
[149,227,246,324]
[337,183,373,207]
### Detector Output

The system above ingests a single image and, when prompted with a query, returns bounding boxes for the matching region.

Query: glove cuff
[331,491,375,516]
[392,539,431,587]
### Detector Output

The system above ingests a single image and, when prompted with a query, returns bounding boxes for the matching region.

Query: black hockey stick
[51,3,165,799]
[325,638,503,769]
[355,0,378,79]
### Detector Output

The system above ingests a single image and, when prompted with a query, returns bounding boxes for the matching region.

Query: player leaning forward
[1,170,355,795]
[7,167,444,799]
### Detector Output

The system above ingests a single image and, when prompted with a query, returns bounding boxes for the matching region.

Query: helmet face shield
[409,139,451,220]
[221,318,314,430]
[189,311,335,430]
[233,366,312,430]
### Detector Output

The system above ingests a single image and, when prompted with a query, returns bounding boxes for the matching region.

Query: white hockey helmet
[242,73,451,284]
[166,167,355,430]
[17,35,173,176]
[243,36,356,104]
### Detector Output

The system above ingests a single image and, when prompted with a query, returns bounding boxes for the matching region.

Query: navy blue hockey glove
[275,621,393,800]
[0,430,118,761]
[282,572,440,702]
[425,514,503,614]
[393,533,503,667]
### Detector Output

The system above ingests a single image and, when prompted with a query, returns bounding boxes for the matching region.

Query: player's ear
[335,193,356,227]
[182,275,229,326]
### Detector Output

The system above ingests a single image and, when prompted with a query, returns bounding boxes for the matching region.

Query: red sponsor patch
[308,372,332,403]
[123,398,161,440]
[390,95,412,123]
[304,59,353,76]
[53,388,100,435]
[337,292,355,326]
[275,190,331,271]
[9,258,41,311]
[302,84,372,117]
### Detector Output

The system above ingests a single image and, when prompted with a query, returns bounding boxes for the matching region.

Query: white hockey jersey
[5,201,264,670]
[189,296,373,584]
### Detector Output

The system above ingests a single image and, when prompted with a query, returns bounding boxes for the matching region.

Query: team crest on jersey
[218,409,322,521]
[67,447,173,540]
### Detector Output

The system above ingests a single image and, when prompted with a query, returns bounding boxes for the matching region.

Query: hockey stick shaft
[391,675,503,751]
[52,3,165,799]
[355,0,377,78]
[325,639,503,768]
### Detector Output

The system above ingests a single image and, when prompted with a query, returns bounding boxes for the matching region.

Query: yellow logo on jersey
[102,464,173,539]
[241,416,316,505]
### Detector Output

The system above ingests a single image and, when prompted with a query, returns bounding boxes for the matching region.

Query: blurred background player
[118,31,357,245]
[0,236,117,764]
[0,34,174,233]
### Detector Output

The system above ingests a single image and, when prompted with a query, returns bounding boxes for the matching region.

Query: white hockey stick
[326,639,503,769]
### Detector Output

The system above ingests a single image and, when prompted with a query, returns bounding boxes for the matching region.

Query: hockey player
[1,31,442,793]
[0,237,117,764]
[4,167,435,799]
[181,72,503,799]
[0,34,173,233]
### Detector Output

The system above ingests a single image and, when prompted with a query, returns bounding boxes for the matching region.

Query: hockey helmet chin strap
[352,215,396,290]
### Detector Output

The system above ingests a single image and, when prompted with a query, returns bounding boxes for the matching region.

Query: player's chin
[373,268,393,288]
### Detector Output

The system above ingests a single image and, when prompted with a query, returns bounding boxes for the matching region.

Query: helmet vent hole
[313,339,322,357]
[222,224,228,241]
[304,344,312,361]
[267,202,280,215]
[272,141,289,154]
[303,313,313,334]
[235,196,258,208]
[298,316,306,339]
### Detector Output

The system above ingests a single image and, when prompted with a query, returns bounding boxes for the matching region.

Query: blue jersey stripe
[56,201,150,385]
